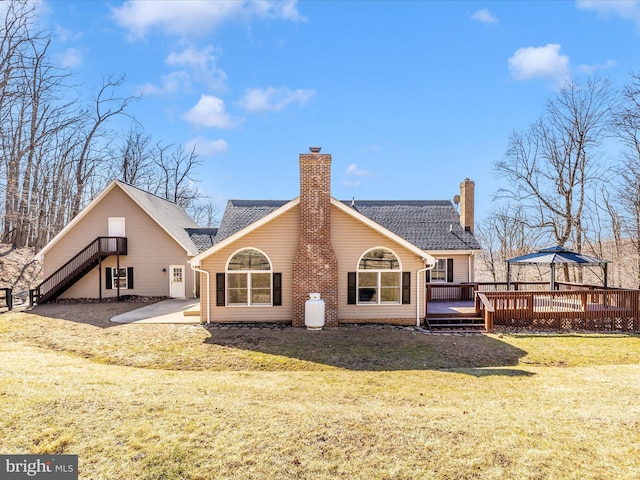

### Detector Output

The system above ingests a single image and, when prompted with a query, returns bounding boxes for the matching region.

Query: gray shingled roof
[343,200,481,251]
[215,200,289,244]
[116,181,202,256]
[213,198,480,252]
[186,227,219,252]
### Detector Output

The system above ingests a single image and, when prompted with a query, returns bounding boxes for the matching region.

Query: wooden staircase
[31,237,127,304]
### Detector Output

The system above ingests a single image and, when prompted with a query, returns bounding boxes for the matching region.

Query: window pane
[432,259,446,281]
[358,272,377,287]
[250,273,272,305]
[359,248,399,270]
[358,287,378,303]
[251,289,271,304]
[251,273,271,289]
[228,273,247,288]
[380,287,400,302]
[228,289,248,304]
[381,272,400,287]
[228,249,271,270]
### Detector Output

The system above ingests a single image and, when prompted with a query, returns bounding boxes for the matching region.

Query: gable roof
[191,197,468,267]
[202,198,480,254]
[35,180,201,259]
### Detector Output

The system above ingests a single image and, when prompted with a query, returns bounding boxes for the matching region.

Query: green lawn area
[1,303,639,479]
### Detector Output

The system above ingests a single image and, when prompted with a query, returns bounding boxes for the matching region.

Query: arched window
[226,248,272,306]
[357,248,401,304]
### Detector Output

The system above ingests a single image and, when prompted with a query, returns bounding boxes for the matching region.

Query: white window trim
[225,248,273,307]
[431,258,448,283]
[356,247,402,306]
[111,267,129,290]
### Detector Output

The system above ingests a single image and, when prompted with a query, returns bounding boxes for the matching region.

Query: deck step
[426,317,485,331]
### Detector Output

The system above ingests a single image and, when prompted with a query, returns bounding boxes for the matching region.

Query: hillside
[0,244,42,293]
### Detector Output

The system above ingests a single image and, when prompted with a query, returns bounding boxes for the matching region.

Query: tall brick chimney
[459,178,475,234]
[291,147,339,327]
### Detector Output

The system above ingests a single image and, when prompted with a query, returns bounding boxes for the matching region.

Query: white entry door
[169,265,185,298]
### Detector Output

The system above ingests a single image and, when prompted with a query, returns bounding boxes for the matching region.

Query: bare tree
[70,75,138,217]
[475,205,542,283]
[612,71,640,287]
[494,75,614,281]
[151,142,202,208]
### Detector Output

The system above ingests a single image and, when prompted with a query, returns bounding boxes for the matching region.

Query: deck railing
[477,289,640,332]
[426,282,640,332]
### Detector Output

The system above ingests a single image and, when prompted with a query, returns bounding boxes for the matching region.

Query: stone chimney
[459,178,475,234]
[291,147,339,327]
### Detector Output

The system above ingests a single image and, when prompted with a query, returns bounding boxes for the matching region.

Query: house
[32,148,481,327]
[191,148,481,327]
[33,180,214,303]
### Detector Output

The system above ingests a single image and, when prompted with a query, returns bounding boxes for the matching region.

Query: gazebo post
[550,264,555,291]
[603,263,608,289]
[507,263,511,290]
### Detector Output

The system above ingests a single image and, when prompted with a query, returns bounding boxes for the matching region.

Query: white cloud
[343,180,361,188]
[184,94,235,129]
[577,0,640,25]
[185,136,229,157]
[137,71,191,96]
[111,0,304,39]
[346,163,372,177]
[237,87,315,112]
[57,48,82,68]
[508,44,570,84]
[471,8,498,24]
[578,59,617,75]
[54,24,83,43]
[166,45,227,91]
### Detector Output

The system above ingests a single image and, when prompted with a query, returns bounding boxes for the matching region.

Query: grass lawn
[1,302,639,479]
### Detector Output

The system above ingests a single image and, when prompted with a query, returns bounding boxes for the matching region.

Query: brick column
[291,148,339,327]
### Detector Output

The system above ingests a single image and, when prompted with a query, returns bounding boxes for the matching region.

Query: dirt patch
[0,243,42,291]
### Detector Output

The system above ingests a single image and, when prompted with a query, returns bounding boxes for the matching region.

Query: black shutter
[425,269,431,282]
[216,273,225,306]
[273,273,282,306]
[447,258,454,283]
[106,268,112,290]
[127,267,134,289]
[347,272,357,304]
[402,272,411,304]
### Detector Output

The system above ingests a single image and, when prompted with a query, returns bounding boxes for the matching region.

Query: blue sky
[39,0,640,222]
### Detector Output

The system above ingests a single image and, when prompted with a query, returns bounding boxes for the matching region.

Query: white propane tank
[304,293,325,330]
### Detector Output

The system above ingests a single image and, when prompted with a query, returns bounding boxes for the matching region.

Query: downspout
[417,263,435,327]
[190,263,211,325]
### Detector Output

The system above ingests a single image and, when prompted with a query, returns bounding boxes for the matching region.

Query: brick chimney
[459,178,475,234]
[291,147,339,327]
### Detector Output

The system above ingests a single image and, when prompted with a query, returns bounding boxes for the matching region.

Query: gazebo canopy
[506,246,610,289]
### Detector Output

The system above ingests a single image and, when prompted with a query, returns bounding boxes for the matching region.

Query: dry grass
[1,303,639,479]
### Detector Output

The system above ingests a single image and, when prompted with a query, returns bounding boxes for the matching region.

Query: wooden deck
[426,283,640,332]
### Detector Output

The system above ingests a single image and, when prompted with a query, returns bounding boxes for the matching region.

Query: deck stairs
[425,316,486,332]
[425,302,485,332]
[31,236,127,305]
